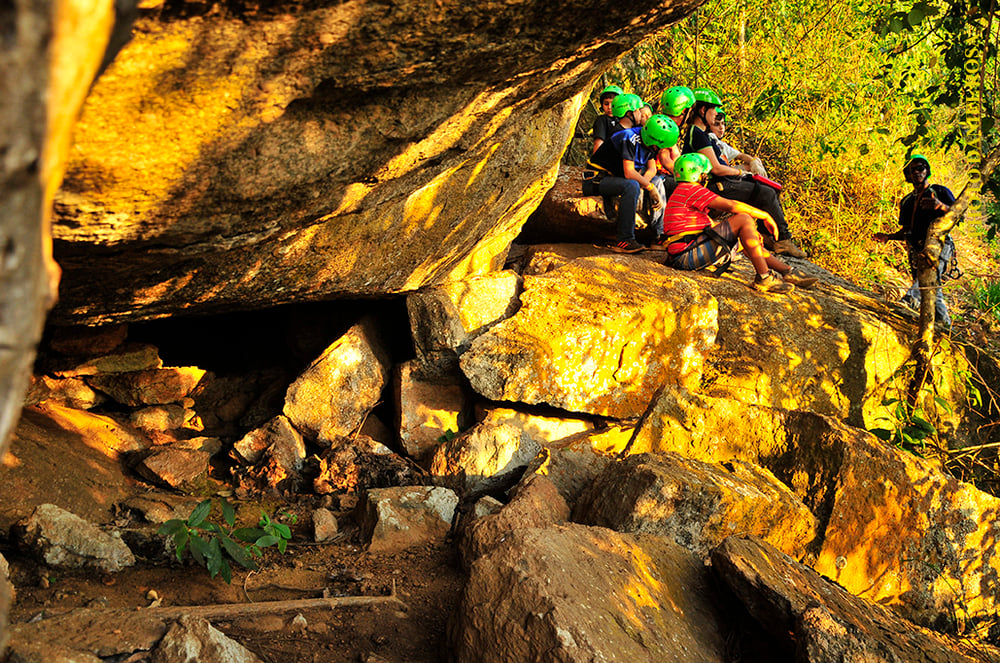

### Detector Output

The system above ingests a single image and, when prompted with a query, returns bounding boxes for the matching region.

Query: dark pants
[709,177,790,240]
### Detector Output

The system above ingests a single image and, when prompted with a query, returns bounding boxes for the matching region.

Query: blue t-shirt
[588,127,655,178]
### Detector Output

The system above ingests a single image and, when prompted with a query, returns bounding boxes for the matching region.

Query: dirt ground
[3,506,464,663]
[0,407,465,663]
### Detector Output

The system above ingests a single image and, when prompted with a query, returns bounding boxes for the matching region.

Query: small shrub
[158,499,293,583]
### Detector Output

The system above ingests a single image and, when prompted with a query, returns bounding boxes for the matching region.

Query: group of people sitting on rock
[583,84,815,295]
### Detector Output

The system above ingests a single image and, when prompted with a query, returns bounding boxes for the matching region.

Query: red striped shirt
[662,183,719,254]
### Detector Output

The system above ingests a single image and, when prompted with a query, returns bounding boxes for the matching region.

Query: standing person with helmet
[583,112,678,253]
[660,153,817,293]
[592,84,624,153]
[682,87,807,259]
[873,154,957,327]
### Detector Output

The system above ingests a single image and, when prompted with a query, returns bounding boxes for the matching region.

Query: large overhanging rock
[49,0,705,325]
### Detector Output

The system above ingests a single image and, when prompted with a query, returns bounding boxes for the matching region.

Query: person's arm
[641,158,657,181]
[592,138,604,153]
[657,146,678,174]
[623,159,661,208]
[708,196,779,237]
[698,146,743,177]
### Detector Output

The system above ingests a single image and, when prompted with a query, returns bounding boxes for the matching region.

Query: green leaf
[255,534,280,548]
[172,529,190,562]
[278,538,288,554]
[220,559,233,584]
[190,534,210,565]
[221,499,236,528]
[233,527,266,543]
[271,523,292,540]
[910,416,935,434]
[188,500,213,528]
[881,397,900,406]
[206,538,223,578]
[201,521,224,535]
[220,534,256,570]
[870,428,893,441]
[906,7,924,26]
[859,143,870,155]
[158,519,186,537]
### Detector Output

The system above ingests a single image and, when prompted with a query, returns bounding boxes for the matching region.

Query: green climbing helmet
[611,93,644,118]
[660,86,695,116]
[904,153,931,175]
[692,87,723,107]
[641,115,680,149]
[674,153,712,183]
[599,84,625,101]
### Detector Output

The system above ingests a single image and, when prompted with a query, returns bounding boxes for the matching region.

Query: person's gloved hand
[749,158,768,178]
[647,185,662,210]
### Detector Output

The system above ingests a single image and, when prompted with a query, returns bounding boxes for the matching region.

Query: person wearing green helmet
[660,86,695,128]
[592,84,624,153]
[682,86,807,259]
[657,153,817,294]
[873,154,957,327]
[610,93,647,133]
[584,107,673,253]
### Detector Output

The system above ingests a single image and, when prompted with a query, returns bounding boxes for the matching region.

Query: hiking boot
[753,271,794,294]
[782,268,819,289]
[772,239,807,258]
[610,239,645,254]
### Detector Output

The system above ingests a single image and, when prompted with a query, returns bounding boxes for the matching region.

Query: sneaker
[772,239,807,258]
[610,239,645,254]
[645,235,669,252]
[753,271,794,294]
[782,268,819,289]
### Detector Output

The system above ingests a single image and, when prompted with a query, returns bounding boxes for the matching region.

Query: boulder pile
[7,195,1000,659]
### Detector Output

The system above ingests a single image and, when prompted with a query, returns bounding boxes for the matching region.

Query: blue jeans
[600,177,665,242]
[902,235,954,326]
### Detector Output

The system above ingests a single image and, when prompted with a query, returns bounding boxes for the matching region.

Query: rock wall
[49,0,704,325]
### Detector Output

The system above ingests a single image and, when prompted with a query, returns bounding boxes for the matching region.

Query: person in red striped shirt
[661,153,817,294]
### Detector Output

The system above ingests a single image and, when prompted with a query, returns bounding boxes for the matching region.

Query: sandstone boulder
[86,366,206,407]
[452,523,729,662]
[18,504,135,573]
[407,271,522,365]
[394,360,470,460]
[47,2,704,328]
[283,316,390,445]
[712,536,983,663]
[49,342,162,378]
[152,615,263,663]
[23,375,105,410]
[796,422,1000,632]
[360,486,458,553]
[458,474,568,569]
[135,446,212,491]
[574,452,819,559]
[460,255,718,418]
[429,422,541,496]
[475,405,593,445]
[518,428,628,506]
[518,165,615,244]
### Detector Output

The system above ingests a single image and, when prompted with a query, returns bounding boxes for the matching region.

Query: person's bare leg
[728,213,769,275]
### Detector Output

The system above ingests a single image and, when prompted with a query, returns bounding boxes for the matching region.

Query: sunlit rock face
[49,0,704,325]
[460,255,719,418]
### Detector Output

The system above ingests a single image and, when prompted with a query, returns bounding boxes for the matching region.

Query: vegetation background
[569,0,999,332]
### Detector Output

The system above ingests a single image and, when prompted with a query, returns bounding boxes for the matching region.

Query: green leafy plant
[870,395,943,452]
[437,429,457,443]
[158,499,293,583]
